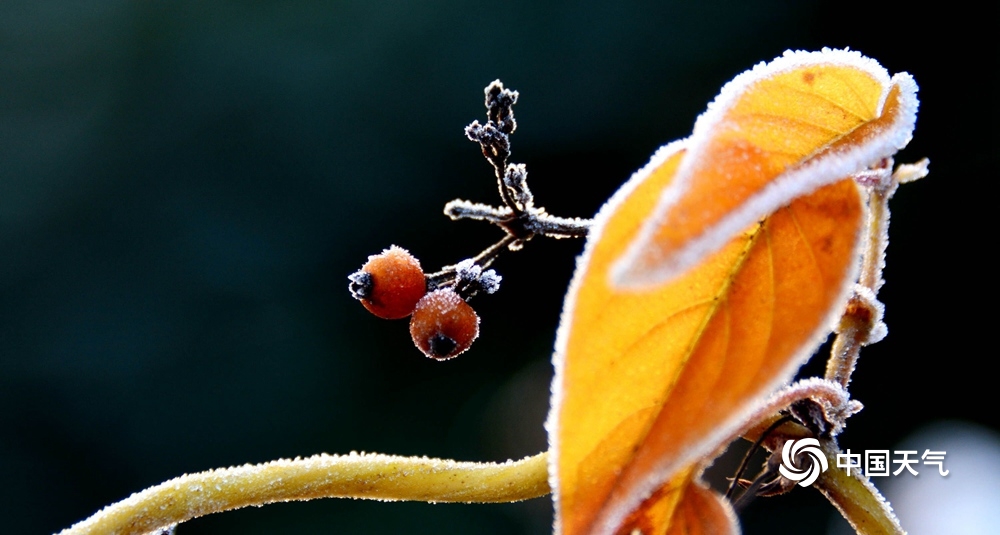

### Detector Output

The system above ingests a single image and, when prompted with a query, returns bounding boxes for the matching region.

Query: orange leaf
[613,49,917,288]
[548,49,918,535]
[615,472,739,535]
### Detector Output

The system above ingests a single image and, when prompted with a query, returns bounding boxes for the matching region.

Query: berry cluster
[349,81,592,360]
[348,246,498,360]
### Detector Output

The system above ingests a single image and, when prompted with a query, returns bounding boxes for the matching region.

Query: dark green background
[2,1,993,534]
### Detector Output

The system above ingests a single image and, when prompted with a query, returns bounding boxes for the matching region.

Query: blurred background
[2,1,994,534]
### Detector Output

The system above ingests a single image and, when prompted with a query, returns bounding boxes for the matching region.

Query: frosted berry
[409,288,479,360]
[348,246,426,319]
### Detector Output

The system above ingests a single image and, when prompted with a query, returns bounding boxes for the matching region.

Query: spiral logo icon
[778,438,828,487]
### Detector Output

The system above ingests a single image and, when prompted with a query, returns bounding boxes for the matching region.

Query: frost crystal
[455,259,478,281]
[479,269,502,294]
[454,259,502,295]
[347,270,372,300]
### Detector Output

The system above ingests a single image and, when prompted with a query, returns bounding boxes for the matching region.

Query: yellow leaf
[549,49,918,535]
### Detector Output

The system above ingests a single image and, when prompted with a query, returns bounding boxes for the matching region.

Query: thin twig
[426,235,519,289]
[456,80,591,260]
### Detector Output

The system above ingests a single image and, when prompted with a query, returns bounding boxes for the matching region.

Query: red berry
[348,246,426,319]
[409,289,479,360]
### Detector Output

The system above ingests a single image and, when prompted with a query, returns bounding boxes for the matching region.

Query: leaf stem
[57,451,550,535]
[814,441,904,535]
[825,159,929,387]
[825,160,926,388]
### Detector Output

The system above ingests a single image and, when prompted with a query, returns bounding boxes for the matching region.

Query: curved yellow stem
[57,451,551,535]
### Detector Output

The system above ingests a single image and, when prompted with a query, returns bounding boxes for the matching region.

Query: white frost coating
[852,284,888,344]
[546,139,689,535]
[479,269,502,294]
[455,258,477,278]
[454,258,502,294]
[612,48,919,289]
